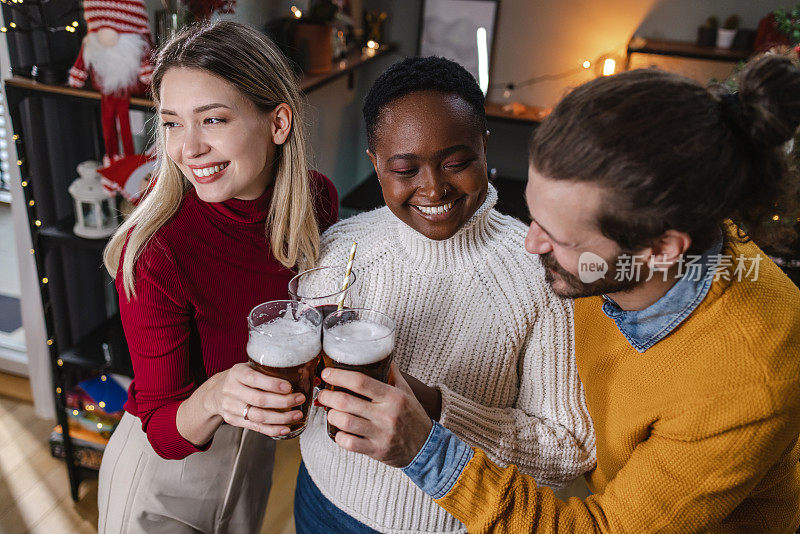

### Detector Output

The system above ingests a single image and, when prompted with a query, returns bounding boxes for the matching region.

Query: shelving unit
[38,216,111,250]
[5,41,395,501]
[626,38,751,64]
[484,101,549,124]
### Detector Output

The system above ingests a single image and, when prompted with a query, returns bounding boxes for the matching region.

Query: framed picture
[418,0,499,95]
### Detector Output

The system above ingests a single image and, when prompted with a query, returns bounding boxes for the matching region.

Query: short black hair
[363,56,487,151]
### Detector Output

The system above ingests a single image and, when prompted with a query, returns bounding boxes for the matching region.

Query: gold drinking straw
[337,241,358,310]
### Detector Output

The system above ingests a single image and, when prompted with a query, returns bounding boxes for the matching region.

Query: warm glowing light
[47,339,54,345]
[72,21,78,27]
[12,134,18,140]
[291,6,302,18]
[602,58,616,76]
[476,27,489,96]
[57,359,63,366]
[1,28,7,33]
[42,277,48,283]
[16,159,22,165]
[73,410,79,415]
[86,404,95,411]
[101,375,107,381]
[29,249,34,254]
[21,181,27,187]
[34,220,41,226]
[583,60,591,69]
[99,401,106,408]
[9,22,15,28]
[28,199,34,206]
[56,387,61,394]
[97,423,103,429]
[367,40,379,50]
[773,214,780,221]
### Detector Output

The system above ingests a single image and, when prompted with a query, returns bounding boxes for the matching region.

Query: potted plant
[774,6,800,46]
[293,0,338,74]
[697,16,718,47]
[716,15,739,49]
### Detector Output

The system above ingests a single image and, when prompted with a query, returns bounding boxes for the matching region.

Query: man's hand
[317,362,433,468]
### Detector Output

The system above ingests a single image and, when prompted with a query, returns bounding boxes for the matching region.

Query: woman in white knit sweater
[294,57,595,534]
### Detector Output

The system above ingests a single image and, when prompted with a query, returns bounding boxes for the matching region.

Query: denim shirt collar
[601,235,723,353]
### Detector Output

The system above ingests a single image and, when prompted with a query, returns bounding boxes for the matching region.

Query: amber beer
[246,300,323,439]
[322,308,396,439]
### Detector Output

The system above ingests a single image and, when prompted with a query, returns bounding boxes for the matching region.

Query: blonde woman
[97,21,338,533]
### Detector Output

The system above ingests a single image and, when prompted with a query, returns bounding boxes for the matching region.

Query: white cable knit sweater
[299,185,596,533]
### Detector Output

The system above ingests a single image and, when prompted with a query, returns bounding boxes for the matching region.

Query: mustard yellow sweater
[436,236,800,532]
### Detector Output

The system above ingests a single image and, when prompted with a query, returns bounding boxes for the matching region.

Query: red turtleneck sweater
[117,172,338,459]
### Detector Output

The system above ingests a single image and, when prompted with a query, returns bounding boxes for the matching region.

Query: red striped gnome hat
[82,0,151,35]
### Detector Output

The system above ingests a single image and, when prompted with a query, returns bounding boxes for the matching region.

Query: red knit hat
[82,0,151,35]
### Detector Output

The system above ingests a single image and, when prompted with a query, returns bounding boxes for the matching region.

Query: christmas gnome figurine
[68,0,154,164]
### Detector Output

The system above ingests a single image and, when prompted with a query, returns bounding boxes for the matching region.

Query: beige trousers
[98,412,276,533]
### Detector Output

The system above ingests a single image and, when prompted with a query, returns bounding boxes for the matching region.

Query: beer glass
[246,300,323,439]
[288,265,360,318]
[322,308,396,440]
[289,265,360,393]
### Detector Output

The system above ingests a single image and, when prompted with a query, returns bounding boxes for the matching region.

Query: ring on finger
[242,404,251,421]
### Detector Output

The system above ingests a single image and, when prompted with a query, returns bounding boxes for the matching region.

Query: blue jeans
[294,462,380,534]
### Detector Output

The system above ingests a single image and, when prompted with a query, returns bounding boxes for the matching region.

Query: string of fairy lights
[6,103,62,395]
[494,51,622,100]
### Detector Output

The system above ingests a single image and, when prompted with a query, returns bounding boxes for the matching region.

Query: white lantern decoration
[68,160,118,239]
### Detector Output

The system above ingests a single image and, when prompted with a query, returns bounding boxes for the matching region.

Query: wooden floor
[0,373,301,533]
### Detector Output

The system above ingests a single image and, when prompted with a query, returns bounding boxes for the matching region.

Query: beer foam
[247,313,320,367]
[323,320,394,365]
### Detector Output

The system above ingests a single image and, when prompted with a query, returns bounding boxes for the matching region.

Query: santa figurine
[68,0,154,164]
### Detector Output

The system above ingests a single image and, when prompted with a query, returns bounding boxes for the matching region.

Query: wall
[636,0,787,42]
[482,0,790,180]
[487,0,789,109]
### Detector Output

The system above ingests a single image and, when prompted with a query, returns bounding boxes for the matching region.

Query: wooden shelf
[627,38,750,63]
[38,216,110,251]
[5,76,154,111]
[485,101,550,124]
[59,314,132,377]
[301,44,396,92]
[5,43,396,110]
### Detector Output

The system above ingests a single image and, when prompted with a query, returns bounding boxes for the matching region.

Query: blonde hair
[104,21,320,298]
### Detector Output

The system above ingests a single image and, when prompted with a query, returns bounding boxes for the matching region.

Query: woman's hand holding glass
[206,362,306,438]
